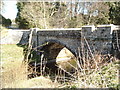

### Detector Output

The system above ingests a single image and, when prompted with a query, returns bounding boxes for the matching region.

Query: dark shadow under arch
[39,40,76,73]
[27,39,78,78]
[40,39,77,57]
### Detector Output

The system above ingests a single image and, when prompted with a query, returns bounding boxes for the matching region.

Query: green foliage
[15,2,30,29]
[5,19,12,27]
[0,14,12,27]
[108,2,120,24]
[85,2,110,25]
[49,2,70,28]
[96,17,110,25]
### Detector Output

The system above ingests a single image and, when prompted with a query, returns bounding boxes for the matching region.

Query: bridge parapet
[29,25,120,57]
[1,24,119,59]
[27,25,120,73]
[81,24,120,54]
[0,29,30,44]
[37,30,81,38]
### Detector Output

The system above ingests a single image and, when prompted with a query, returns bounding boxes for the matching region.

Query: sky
[1,0,18,20]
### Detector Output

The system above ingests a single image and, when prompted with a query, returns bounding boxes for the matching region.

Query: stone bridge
[1,24,120,71]
[29,25,120,61]
[26,25,120,73]
[30,28,82,60]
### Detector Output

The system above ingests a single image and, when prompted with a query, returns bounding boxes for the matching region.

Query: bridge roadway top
[33,28,82,39]
[35,28,82,31]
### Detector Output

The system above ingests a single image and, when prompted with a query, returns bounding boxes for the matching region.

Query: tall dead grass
[43,35,119,88]
[50,52,119,88]
[1,44,60,88]
[27,45,119,88]
[1,59,27,88]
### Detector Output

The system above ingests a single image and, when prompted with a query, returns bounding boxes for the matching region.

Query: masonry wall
[112,30,120,57]
[1,25,119,57]
[31,25,119,57]
[36,30,81,56]
[0,30,30,44]
[82,25,114,55]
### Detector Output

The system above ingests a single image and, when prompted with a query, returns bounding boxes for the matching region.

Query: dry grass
[1,44,119,89]
[49,46,119,88]
[0,44,60,88]
[0,33,119,89]
[0,26,8,39]
[1,44,27,88]
[15,76,60,88]
[1,63,27,88]
[54,56,119,89]
[75,60,120,88]
[24,44,120,89]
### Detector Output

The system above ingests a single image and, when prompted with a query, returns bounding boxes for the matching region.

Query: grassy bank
[1,44,26,88]
[0,44,59,88]
[0,44,120,88]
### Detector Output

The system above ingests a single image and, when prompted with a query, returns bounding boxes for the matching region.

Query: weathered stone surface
[0,30,30,45]
[1,24,119,59]
[1,25,120,72]
[27,25,120,73]
[81,24,119,55]
[35,29,81,57]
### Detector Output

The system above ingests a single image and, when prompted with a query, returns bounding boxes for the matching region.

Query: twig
[83,36,98,69]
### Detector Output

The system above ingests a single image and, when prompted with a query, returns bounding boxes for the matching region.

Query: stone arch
[40,40,76,59]
[39,39,77,73]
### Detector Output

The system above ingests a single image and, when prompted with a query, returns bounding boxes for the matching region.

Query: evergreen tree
[108,2,120,24]
[15,2,30,29]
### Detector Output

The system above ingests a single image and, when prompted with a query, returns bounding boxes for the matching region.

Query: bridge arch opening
[40,41,77,74]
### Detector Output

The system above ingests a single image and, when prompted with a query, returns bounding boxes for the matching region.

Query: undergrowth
[1,44,119,89]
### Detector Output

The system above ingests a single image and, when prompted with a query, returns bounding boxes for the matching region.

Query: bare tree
[20,2,50,29]
[83,2,110,25]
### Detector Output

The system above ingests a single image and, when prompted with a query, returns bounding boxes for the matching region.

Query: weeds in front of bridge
[50,53,119,88]
[1,44,60,88]
[1,36,119,88]
[73,54,119,88]
[25,43,119,89]
[1,44,27,88]
[1,44,119,88]
[20,34,120,89]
